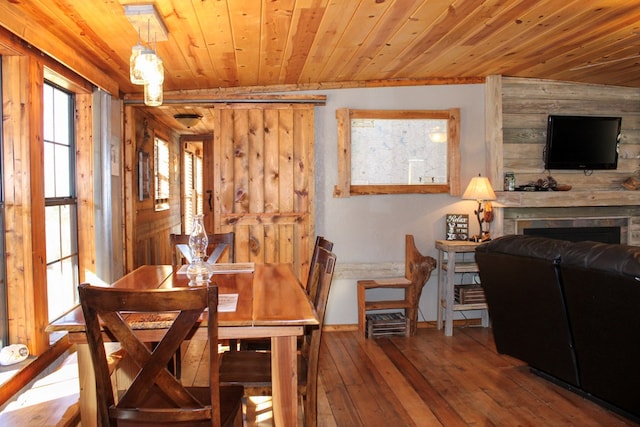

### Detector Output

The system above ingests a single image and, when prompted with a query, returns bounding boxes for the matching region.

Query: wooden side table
[435,240,488,336]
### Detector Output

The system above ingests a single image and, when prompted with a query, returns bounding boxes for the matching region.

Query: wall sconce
[174,113,203,128]
[462,174,496,242]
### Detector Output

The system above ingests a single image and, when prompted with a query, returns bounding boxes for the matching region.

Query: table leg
[436,249,444,329]
[445,251,456,336]
[271,335,298,426]
[76,344,97,427]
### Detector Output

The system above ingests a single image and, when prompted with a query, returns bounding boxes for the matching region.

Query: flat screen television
[544,115,622,170]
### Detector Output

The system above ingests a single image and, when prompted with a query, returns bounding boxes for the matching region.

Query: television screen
[544,115,621,170]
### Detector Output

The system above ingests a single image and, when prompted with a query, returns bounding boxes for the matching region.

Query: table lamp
[462,175,496,242]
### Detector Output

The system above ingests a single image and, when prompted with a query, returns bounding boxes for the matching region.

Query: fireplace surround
[495,205,635,245]
[523,226,621,244]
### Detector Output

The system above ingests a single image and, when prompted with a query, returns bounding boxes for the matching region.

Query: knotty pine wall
[127,109,182,270]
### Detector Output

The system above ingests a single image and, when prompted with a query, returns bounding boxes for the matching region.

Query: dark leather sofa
[475,235,640,421]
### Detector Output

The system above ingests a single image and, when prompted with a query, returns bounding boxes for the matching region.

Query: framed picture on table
[445,214,469,241]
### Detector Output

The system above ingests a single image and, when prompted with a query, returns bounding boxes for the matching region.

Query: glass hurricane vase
[186,214,214,286]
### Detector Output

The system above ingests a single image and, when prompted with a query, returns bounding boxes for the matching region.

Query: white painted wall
[297,84,488,326]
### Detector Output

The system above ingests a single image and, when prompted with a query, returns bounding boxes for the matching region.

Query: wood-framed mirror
[334,108,460,197]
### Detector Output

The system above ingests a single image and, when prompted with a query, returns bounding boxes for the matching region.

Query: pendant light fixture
[129,42,145,84]
[144,82,163,107]
[125,4,168,107]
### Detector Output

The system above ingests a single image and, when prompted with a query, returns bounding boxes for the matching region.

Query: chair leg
[357,281,366,336]
[174,348,181,379]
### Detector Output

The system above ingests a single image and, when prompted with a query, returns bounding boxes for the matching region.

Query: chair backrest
[304,245,336,427]
[170,231,235,268]
[79,283,221,426]
[306,236,334,295]
[404,234,437,335]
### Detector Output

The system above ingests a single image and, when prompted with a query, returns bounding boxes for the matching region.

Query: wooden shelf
[365,300,411,311]
[495,190,640,208]
[435,240,489,336]
[441,262,478,273]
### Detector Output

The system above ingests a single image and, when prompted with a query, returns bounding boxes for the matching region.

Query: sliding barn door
[206,104,315,281]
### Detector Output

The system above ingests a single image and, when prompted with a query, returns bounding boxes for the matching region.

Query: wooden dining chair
[306,236,334,292]
[169,231,237,360]
[170,231,235,268]
[78,283,244,427]
[219,246,337,427]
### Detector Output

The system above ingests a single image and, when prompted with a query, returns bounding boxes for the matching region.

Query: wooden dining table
[46,263,319,427]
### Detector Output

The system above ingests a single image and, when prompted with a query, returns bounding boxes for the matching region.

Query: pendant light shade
[134,49,164,85]
[125,4,168,106]
[144,82,163,107]
[129,43,146,84]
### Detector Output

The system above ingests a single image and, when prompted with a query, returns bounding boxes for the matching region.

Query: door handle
[206,190,213,212]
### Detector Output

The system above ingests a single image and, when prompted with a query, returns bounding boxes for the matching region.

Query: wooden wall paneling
[489,76,640,245]
[75,92,96,285]
[263,109,280,262]
[2,56,34,352]
[499,77,640,192]
[2,55,48,355]
[294,108,314,280]
[218,109,235,217]
[231,109,250,262]
[278,110,296,269]
[248,109,265,262]
[27,57,48,356]
[213,104,315,281]
[127,110,182,268]
[485,75,503,189]
[123,105,136,272]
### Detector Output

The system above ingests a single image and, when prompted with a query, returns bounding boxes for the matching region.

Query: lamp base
[469,232,492,243]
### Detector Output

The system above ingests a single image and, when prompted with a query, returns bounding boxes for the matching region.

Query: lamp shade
[462,176,496,202]
[174,113,203,128]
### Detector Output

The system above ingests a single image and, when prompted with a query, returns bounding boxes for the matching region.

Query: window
[154,136,170,211]
[183,144,203,231]
[44,82,79,322]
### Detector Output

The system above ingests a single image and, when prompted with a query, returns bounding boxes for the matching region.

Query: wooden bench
[357,235,437,337]
[358,278,413,336]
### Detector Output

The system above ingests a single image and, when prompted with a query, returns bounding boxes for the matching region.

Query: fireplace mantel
[495,190,640,209]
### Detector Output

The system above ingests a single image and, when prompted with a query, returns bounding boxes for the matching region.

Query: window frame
[154,135,170,211]
[334,108,461,197]
[43,81,80,323]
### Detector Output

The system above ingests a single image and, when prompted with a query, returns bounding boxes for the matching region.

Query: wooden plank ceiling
[0,0,639,133]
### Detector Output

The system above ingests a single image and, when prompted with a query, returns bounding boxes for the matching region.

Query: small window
[43,82,79,322]
[154,136,170,211]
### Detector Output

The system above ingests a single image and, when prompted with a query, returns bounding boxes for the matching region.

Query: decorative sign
[446,214,469,241]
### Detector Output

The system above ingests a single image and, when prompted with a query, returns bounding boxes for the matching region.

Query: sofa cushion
[561,240,640,278]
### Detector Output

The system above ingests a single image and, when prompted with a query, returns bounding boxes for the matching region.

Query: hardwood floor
[186,326,639,426]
